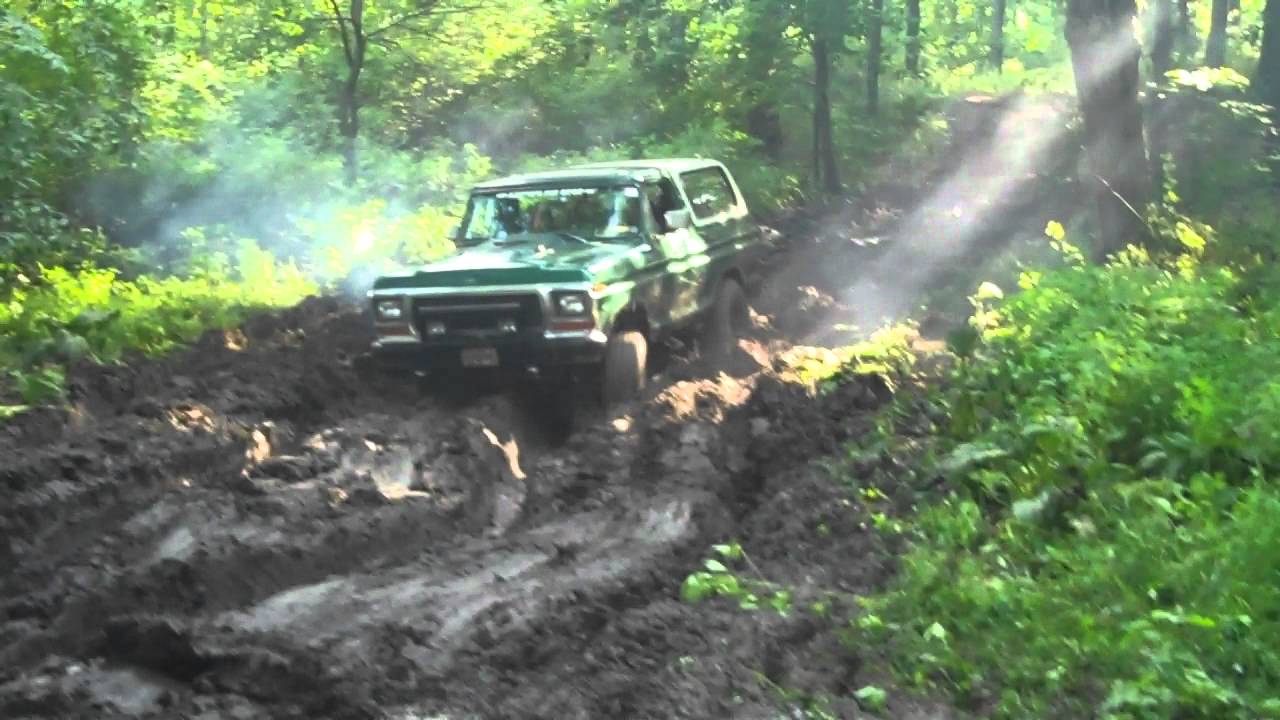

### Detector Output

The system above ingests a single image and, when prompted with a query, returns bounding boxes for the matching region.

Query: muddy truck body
[368,158,768,402]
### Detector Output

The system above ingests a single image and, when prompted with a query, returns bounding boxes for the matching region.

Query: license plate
[461,347,499,368]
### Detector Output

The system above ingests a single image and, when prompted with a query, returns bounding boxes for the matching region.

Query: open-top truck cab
[368,158,768,404]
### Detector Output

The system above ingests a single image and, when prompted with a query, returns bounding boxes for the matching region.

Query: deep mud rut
[1,112,1069,718]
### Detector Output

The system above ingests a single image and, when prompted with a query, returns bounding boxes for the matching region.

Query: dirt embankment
[0,97,1073,719]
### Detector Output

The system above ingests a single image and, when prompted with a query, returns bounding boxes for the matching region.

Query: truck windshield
[460,186,646,244]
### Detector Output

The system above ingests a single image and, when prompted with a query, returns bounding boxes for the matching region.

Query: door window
[679,167,738,220]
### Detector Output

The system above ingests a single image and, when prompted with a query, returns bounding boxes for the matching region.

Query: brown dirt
[0,237,911,720]
[0,102,1067,717]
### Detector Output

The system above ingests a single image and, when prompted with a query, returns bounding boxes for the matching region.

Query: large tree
[1259,0,1280,175]
[800,0,851,194]
[906,0,922,75]
[991,0,1008,71]
[1176,0,1195,55]
[1205,0,1230,66]
[1258,0,1280,112]
[1065,0,1150,257]
[812,36,841,192]
[1149,0,1176,190]
[867,0,884,115]
[739,1,792,161]
[325,0,470,185]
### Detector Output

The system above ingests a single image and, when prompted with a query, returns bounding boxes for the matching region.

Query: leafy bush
[858,253,1280,718]
[0,247,315,397]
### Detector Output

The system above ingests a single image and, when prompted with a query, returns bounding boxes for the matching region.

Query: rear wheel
[701,278,750,362]
[602,331,647,406]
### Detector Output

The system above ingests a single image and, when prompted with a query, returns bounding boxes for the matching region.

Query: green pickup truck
[368,158,769,404]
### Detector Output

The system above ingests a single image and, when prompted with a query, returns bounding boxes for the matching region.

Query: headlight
[554,292,590,316]
[375,299,404,321]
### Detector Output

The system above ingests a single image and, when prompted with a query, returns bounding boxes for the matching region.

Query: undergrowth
[0,243,315,405]
[851,244,1280,718]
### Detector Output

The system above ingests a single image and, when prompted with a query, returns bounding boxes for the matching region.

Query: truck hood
[372,235,637,290]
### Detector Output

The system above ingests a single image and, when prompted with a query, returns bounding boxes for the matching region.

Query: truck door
[675,165,755,313]
[649,175,705,325]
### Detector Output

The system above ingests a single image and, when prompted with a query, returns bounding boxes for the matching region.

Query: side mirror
[663,208,693,231]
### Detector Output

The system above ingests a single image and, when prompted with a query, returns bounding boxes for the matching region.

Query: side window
[644,178,681,232]
[679,167,738,221]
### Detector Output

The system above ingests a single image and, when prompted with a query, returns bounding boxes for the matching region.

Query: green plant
[0,248,316,405]
[782,323,919,391]
[681,543,794,614]
[857,252,1280,718]
[854,685,889,713]
[11,365,65,404]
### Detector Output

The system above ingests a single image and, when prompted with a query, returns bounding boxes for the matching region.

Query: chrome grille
[412,294,543,339]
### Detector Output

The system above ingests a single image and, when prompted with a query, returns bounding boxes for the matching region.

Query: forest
[3,0,1280,717]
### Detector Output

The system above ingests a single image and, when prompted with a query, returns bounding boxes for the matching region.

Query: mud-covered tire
[602,331,647,406]
[700,278,750,362]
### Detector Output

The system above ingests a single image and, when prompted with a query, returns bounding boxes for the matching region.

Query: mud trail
[0,225,899,720]
[0,112,1069,716]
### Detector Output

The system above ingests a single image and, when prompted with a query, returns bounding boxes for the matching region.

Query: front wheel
[700,278,750,362]
[602,331,647,407]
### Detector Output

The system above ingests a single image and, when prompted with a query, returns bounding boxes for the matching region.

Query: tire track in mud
[0,223,906,719]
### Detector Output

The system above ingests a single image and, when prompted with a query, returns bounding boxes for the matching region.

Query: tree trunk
[1065,0,1150,259]
[991,0,1007,72]
[812,36,841,194]
[906,0,922,75]
[1176,0,1194,55]
[1257,0,1280,111]
[1205,0,1230,66]
[747,103,784,162]
[1258,0,1280,176]
[742,8,788,160]
[867,0,884,115]
[1149,0,1176,192]
[339,70,361,187]
[331,0,366,186]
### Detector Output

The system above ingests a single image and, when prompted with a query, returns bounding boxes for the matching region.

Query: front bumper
[370,332,608,372]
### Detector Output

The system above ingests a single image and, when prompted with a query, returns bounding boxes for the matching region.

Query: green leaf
[712,542,743,560]
[854,685,888,712]
[1012,490,1054,523]
[946,324,981,359]
[0,404,31,420]
[975,281,1004,301]
[704,558,729,573]
[938,443,1008,475]
[680,573,713,603]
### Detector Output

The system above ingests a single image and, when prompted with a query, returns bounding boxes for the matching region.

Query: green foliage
[860,252,1280,718]
[0,250,315,399]
[782,323,918,391]
[637,120,804,213]
[681,542,793,614]
[1159,67,1277,262]
[854,685,889,713]
[11,365,66,405]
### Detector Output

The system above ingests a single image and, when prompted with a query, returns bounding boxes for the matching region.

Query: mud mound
[4,296,375,450]
[0,334,902,720]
